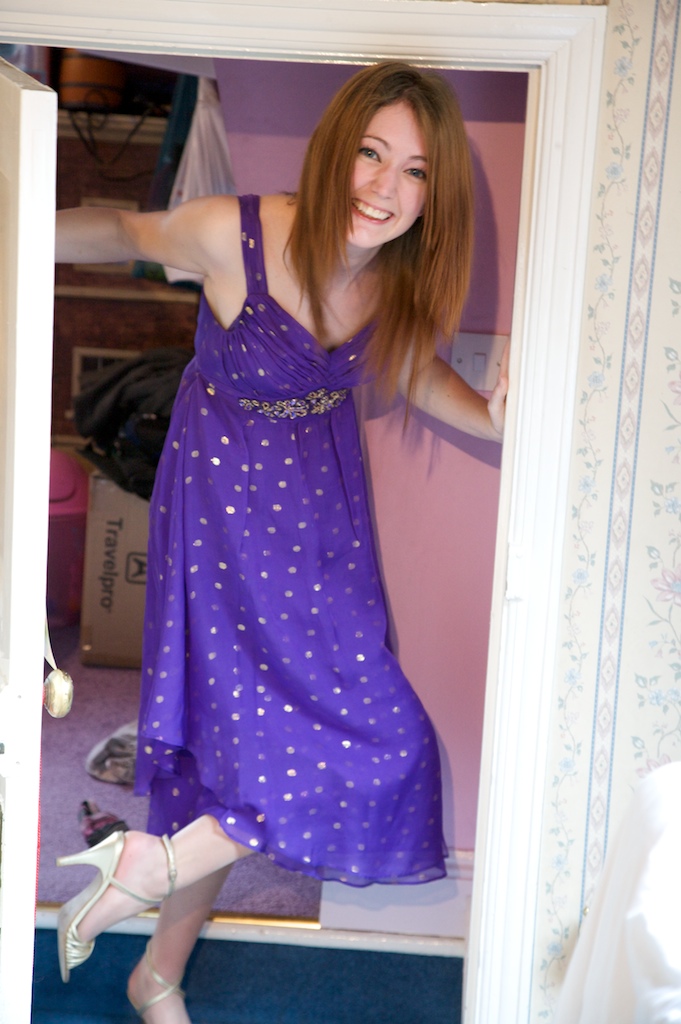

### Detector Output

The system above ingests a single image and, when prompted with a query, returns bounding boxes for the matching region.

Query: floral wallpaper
[533,0,681,1018]
[636,283,681,775]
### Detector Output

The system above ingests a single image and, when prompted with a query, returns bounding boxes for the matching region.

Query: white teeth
[353,199,391,222]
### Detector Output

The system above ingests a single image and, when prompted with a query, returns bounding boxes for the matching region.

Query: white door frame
[0,3,607,1021]
[0,58,56,1024]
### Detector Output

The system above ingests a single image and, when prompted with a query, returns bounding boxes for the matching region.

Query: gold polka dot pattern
[137,196,446,886]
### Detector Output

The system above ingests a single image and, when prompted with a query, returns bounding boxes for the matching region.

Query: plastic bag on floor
[85,720,138,785]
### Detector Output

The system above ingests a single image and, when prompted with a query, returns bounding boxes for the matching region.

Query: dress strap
[238,194,268,294]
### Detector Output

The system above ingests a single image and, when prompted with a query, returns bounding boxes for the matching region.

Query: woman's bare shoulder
[198,194,295,274]
[259,192,296,214]
[258,193,297,263]
[259,193,296,230]
[179,194,243,268]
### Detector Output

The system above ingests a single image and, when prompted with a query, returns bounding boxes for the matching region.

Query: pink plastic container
[47,450,89,628]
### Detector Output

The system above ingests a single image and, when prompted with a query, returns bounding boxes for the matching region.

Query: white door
[0,59,56,1024]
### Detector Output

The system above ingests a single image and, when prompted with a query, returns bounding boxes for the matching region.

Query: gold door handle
[44,619,74,718]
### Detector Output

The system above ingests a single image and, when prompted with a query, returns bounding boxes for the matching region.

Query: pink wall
[214,59,526,850]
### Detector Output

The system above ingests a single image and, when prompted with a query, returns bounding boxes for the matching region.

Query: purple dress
[135,195,446,886]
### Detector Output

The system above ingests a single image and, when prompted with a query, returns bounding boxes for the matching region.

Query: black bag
[73,347,193,500]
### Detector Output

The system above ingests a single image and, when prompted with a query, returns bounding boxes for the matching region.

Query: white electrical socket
[450,332,509,391]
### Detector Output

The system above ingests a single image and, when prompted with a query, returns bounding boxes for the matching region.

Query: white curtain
[554,762,681,1024]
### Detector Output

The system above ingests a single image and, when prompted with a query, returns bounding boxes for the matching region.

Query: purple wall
[214,58,527,851]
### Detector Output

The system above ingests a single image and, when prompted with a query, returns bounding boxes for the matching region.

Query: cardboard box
[80,473,149,668]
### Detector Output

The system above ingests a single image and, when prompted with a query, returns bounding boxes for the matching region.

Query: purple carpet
[39,626,321,919]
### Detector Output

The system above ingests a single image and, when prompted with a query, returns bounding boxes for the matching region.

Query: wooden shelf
[58,108,168,146]
[55,284,200,304]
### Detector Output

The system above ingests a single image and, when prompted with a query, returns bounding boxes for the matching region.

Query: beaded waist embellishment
[238,387,349,421]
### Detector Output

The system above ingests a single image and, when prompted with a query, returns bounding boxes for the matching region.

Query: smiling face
[347,100,428,259]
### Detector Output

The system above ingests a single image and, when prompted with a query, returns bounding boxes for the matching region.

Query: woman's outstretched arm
[55,195,240,279]
[398,341,509,441]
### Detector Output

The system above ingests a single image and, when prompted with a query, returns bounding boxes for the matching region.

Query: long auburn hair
[288,61,474,403]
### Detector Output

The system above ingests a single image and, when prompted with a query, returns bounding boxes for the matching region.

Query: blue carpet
[33,929,462,1023]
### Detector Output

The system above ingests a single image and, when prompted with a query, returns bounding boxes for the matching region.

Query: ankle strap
[160,834,177,898]
[130,940,185,1016]
[109,833,177,906]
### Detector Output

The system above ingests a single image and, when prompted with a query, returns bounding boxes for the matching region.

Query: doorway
[0,4,607,1021]
[39,51,526,948]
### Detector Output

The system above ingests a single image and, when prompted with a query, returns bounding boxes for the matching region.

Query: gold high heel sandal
[128,939,186,1019]
[56,831,177,983]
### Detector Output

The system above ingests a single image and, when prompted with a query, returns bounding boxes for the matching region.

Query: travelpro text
[99,517,124,612]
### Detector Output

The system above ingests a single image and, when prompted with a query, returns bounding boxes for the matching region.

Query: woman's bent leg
[127,866,232,1023]
[76,815,250,944]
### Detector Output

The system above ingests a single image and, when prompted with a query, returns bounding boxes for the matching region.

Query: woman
[55,61,508,1021]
